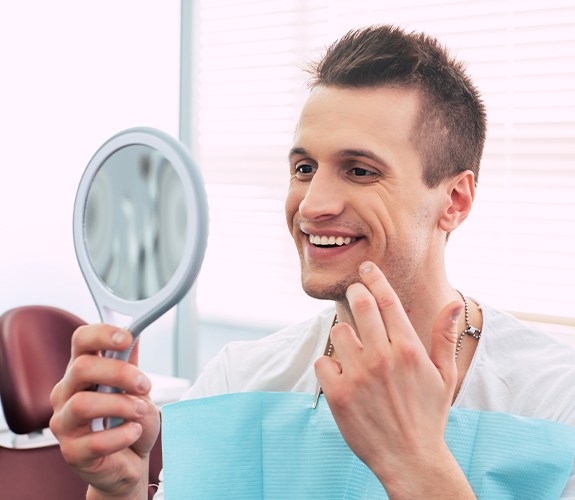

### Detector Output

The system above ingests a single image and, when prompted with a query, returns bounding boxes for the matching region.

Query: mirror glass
[85,144,186,301]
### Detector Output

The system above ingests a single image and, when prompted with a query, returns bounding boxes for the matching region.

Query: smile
[308,234,358,247]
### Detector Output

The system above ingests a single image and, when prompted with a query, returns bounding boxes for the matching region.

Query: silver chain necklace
[454,290,482,360]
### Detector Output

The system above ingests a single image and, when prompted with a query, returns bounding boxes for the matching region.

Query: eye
[293,163,317,179]
[347,166,379,181]
[350,167,372,177]
[296,164,314,174]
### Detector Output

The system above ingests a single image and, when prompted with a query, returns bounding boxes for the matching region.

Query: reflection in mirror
[85,145,186,301]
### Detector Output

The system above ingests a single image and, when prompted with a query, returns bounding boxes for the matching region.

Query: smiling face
[285,85,448,305]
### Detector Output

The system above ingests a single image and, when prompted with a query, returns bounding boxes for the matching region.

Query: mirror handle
[91,345,135,431]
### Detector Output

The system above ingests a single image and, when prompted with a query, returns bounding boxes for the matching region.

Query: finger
[314,355,342,393]
[328,322,363,365]
[60,392,152,430]
[345,279,389,351]
[429,300,463,388]
[62,355,151,400]
[71,324,134,360]
[356,261,418,347]
[59,421,143,465]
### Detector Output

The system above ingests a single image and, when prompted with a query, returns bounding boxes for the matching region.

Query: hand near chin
[314,262,474,498]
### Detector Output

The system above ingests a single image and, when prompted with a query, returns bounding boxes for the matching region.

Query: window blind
[191,0,575,331]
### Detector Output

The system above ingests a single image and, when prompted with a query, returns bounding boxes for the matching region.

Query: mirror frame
[73,127,208,337]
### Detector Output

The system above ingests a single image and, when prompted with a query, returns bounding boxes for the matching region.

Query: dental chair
[0,305,163,499]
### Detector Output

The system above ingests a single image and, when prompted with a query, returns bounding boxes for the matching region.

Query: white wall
[0,1,181,374]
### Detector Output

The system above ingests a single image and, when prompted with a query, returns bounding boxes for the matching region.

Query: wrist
[87,483,148,500]
[375,443,476,499]
[86,458,150,500]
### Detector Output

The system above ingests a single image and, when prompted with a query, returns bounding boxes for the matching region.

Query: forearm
[377,445,476,500]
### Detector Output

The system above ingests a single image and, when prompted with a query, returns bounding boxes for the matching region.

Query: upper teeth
[309,235,354,246]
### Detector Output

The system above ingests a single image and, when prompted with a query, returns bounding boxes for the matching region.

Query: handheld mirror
[73,127,208,430]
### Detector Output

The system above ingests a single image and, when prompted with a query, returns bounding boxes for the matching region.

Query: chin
[301,272,358,302]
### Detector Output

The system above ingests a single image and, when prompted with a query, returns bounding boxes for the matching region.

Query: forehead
[293,85,421,155]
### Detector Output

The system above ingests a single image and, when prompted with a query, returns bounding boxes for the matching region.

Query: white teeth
[308,234,355,246]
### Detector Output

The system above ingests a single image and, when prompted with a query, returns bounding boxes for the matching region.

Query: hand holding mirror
[73,127,208,430]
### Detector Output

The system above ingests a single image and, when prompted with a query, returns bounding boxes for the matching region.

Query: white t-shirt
[154,305,575,498]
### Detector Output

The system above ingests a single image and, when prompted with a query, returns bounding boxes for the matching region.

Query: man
[50,25,575,498]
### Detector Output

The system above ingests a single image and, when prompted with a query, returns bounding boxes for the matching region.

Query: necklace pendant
[464,325,482,340]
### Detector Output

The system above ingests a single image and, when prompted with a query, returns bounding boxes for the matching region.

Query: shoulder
[458,305,575,424]
[182,307,336,398]
[481,306,574,368]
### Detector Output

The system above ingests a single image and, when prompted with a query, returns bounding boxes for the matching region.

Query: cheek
[357,195,392,239]
[358,194,430,248]
[284,185,301,232]
[395,201,438,250]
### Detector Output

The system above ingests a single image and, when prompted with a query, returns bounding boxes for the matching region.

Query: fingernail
[112,330,127,346]
[131,422,143,439]
[136,374,151,393]
[135,399,146,417]
[359,261,373,274]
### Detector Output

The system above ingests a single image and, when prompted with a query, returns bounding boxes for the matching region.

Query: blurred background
[1,0,574,382]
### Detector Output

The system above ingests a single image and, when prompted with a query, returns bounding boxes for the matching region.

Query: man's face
[285,85,446,303]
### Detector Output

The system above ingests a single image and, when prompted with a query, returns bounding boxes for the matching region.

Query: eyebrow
[288,146,389,168]
[288,147,307,160]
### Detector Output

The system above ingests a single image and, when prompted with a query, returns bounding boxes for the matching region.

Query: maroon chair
[0,305,163,499]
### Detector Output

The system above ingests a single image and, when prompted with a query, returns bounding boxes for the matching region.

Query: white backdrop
[0,1,181,374]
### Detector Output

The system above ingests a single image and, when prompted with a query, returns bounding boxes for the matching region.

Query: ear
[438,170,475,233]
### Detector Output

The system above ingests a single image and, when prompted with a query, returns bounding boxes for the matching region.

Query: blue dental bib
[162,392,575,499]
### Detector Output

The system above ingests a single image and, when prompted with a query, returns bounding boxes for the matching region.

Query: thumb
[429,300,464,387]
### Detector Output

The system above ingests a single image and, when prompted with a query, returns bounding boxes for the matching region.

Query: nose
[298,168,344,220]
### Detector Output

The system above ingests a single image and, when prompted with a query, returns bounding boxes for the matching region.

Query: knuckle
[48,412,61,435]
[86,434,108,457]
[349,293,374,314]
[398,342,421,366]
[67,392,89,417]
[71,325,89,346]
[313,357,325,372]
[49,381,62,407]
[329,325,346,343]
[375,292,397,311]
[367,353,391,374]
[70,354,92,375]
[329,387,353,411]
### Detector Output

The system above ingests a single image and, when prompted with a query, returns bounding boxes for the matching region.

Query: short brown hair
[307,25,487,187]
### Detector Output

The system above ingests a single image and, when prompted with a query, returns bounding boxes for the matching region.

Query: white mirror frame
[73,126,208,338]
